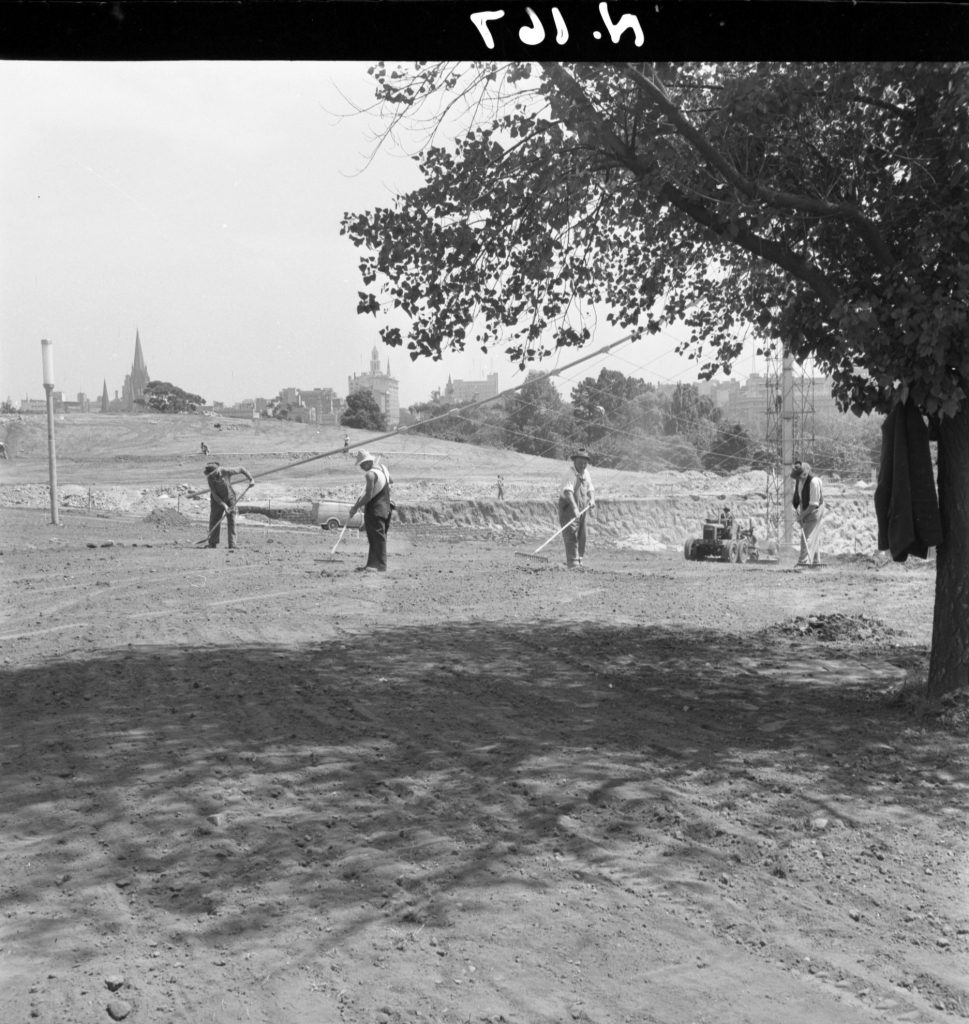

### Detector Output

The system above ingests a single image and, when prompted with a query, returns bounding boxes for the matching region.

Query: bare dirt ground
[1,415,967,1024]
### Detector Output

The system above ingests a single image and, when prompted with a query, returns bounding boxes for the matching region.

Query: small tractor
[683,510,763,564]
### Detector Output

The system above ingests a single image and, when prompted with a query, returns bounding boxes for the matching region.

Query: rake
[516,503,593,563]
[318,520,350,563]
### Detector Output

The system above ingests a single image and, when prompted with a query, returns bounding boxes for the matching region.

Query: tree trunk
[927,403,969,700]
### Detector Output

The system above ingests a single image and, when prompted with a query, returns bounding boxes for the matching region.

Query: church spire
[132,329,147,377]
[101,379,109,413]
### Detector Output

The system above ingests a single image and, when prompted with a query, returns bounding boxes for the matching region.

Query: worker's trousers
[797,508,823,564]
[208,501,237,548]
[558,499,588,567]
[364,510,391,571]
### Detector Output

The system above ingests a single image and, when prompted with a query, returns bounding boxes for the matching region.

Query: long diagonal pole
[246,332,641,484]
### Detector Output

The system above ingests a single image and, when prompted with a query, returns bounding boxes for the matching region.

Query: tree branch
[616,63,896,271]
[539,62,843,310]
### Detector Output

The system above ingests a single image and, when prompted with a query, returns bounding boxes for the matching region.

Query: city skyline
[1,61,760,416]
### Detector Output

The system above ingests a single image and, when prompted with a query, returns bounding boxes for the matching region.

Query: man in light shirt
[791,459,824,566]
[348,450,393,572]
[559,447,596,569]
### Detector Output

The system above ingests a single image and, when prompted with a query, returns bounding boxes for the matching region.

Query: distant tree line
[130,371,878,477]
[407,369,881,477]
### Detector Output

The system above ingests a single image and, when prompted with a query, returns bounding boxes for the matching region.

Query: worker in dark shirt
[203,462,254,550]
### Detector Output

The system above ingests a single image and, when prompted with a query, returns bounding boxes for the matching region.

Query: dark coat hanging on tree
[874,400,943,561]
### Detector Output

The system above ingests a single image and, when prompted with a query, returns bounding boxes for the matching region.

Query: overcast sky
[0,61,758,410]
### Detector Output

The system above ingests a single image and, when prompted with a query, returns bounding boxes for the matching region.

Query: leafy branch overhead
[342,62,969,419]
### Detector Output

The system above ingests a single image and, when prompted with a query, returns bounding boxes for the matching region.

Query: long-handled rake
[516,503,593,563]
[318,520,350,564]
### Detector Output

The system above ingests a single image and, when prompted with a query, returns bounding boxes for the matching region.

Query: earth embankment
[1,412,885,556]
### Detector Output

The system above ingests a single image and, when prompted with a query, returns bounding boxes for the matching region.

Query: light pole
[41,338,59,526]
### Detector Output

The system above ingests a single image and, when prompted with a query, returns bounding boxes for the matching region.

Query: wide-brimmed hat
[355,450,375,467]
[570,448,591,462]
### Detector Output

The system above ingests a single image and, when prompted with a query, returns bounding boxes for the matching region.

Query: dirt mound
[763,612,901,643]
[141,507,191,528]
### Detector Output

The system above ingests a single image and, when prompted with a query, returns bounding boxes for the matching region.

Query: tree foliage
[403,365,775,473]
[409,397,498,443]
[340,390,387,431]
[704,423,757,474]
[137,380,204,414]
[502,372,572,457]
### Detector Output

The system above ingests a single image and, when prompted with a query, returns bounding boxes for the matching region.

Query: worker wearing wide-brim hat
[203,461,254,550]
[558,447,596,569]
[348,450,393,572]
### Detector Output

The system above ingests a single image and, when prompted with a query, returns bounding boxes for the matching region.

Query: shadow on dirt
[1,621,956,959]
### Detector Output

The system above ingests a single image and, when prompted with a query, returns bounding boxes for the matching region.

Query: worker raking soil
[202,461,255,550]
[347,449,394,572]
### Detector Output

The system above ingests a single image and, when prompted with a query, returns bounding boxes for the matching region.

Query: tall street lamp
[41,337,59,526]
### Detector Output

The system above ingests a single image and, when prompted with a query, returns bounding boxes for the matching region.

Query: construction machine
[683,509,767,564]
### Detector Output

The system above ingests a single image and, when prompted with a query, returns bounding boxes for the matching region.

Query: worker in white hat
[558,447,596,568]
[348,450,394,571]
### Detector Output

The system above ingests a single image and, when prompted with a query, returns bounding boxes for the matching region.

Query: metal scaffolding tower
[764,347,816,550]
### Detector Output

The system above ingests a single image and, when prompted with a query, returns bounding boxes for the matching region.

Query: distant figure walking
[200,442,209,456]
[496,474,505,500]
[0,441,7,459]
[203,462,254,550]
[343,434,350,455]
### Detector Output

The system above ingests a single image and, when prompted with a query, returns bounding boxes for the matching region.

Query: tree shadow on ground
[0,621,958,962]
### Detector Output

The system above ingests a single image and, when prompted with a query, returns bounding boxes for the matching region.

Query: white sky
[0,61,762,410]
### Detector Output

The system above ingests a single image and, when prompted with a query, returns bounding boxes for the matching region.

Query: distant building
[348,347,400,428]
[726,373,768,429]
[659,373,843,437]
[60,392,91,414]
[443,372,500,405]
[300,388,345,426]
[220,401,258,420]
